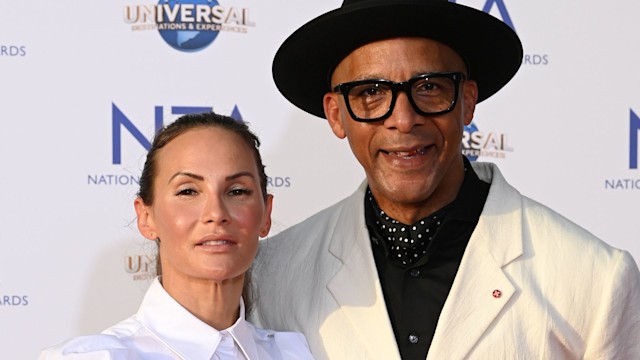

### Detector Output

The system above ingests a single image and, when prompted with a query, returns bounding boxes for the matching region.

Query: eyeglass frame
[332,71,466,123]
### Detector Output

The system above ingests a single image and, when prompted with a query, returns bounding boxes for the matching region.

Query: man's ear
[462,80,478,126]
[323,92,347,139]
[134,197,157,240]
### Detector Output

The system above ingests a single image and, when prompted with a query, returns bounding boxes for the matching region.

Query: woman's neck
[161,272,244,330]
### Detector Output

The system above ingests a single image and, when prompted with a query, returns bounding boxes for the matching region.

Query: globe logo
[157,0,220,52]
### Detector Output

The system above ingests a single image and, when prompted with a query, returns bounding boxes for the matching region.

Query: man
[251,0,640,359]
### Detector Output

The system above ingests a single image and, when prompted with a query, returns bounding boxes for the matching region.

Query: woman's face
[135,127,272,284]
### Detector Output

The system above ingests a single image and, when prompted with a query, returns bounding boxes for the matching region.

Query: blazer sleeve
[583,251,640,359]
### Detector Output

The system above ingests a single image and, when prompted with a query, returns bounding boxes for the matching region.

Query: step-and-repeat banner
[2,0,639,357]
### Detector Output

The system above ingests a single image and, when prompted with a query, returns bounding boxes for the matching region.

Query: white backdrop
[2,0,639,358]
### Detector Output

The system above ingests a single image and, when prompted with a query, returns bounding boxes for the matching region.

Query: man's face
[323,37,478,224]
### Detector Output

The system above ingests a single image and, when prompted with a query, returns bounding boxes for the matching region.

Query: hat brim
[272,0,523,119]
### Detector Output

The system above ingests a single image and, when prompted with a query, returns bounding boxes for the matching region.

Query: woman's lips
[199,240,233,246]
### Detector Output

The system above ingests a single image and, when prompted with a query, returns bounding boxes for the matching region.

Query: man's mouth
[383,146,428,159]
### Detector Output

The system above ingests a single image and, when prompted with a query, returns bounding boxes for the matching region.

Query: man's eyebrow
[352,73,386,81]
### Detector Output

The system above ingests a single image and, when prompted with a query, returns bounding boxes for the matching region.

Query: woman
[40,112,314,359]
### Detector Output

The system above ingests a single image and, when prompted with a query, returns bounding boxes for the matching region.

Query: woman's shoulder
[38,334,143,360]
[38,317,163,360]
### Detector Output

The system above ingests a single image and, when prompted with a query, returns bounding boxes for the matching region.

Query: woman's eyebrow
[169,171,204,183]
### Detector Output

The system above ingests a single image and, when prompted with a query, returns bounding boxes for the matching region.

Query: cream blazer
[251,162,640,359]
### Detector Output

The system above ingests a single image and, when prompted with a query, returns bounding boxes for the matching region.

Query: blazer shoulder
[509,194,637,279]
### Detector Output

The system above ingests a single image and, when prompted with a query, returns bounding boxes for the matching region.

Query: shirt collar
[365,156,489,264]
[366,156,486,226]
[137,277,259,359]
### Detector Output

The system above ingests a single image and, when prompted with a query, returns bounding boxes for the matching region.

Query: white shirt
[40,278,314,360]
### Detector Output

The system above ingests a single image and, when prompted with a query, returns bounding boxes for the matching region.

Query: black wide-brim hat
[273,0,523,119]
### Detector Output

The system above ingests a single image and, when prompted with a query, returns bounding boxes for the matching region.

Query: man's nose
[383,92,424,133]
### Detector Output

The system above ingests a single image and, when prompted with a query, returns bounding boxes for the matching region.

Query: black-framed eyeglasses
[332,72,465,123]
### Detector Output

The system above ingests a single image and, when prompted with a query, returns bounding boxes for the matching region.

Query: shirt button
[408,333,419,344]
[410,269,420,277]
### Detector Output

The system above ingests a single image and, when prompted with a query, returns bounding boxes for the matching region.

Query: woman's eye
[177,188,197,196]
[229,188,251,196]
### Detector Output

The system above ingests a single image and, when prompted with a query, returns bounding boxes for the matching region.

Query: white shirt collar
[136,277,259,359]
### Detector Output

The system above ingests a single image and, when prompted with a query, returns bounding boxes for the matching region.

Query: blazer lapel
[325,182,402,359]
[428,163,524,359]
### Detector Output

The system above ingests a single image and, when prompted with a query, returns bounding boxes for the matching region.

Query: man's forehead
[331,37,468,80]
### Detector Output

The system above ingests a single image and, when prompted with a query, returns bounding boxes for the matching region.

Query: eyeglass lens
[346,75,457,120]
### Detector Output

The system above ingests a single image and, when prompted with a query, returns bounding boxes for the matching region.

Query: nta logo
[449,0,515,31]
[631,109,640,169]
[602,109,640,190]
[112,104,244,165]
[123,0,255,52]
